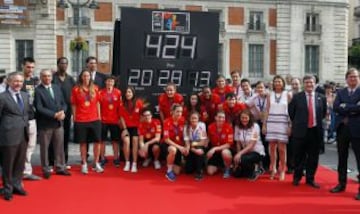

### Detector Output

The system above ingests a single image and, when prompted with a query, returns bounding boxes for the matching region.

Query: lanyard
[257,95,266,112]
[106,90,113,104]
[191,127,199,141]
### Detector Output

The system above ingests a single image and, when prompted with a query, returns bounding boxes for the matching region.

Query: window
[305,45,319,75]
[71,41,89,76]
[72,7,89,26]
[218,43,223,73]
[16,40,33,71]
[305,13,320,32]
[248,11,264,31]
[248,44,264,77]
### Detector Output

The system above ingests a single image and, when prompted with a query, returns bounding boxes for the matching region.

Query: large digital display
[114,7,219,113]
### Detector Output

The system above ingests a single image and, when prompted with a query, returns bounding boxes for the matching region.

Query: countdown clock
[113,7,219,113]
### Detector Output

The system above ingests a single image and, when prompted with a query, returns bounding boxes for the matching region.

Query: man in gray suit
[0,72,29,201]
[34,69,71,179]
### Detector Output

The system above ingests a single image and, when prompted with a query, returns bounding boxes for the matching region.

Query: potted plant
[70,36,89,52]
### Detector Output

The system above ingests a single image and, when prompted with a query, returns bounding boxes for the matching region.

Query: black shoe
[286,168,294,174]
[3,192,12,201]
[306,181,320,189]
[195,172,204,181]
[56,170,71,176]
[13,188,27,196]
[248,171,261,181]
[355,192,360,200]
[330,184,346,193]
[292,179,300,186]
[43,171,51,179]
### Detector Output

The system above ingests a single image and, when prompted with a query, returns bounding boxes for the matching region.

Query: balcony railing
[304,24,321,34]
[68,17,90,27]
[355,6,360,17]
[247,22,266,32]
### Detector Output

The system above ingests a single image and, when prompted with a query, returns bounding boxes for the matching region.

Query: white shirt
[8,87,22,104]
[183,122,207,142]
[0,83,6,93]
[246,93,267,120]
[91,71,97,81]
[234,123,265,156]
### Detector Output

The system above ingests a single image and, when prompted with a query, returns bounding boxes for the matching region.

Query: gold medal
[145,133,151,139]
[108,104,114,110]
[84,101,90,106]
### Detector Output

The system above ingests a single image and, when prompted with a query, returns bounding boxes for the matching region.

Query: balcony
[68,17,90,28]
[355,6,360,17]
[304,24,322,35]
[247,22,266,33]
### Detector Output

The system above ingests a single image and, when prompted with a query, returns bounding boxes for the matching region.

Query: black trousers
[287,135,295,170]
[49,109,71,165]
[257,121,269,170]
[293,127,320,182]
[185,149,205,174]
[233,152,261,178]
[336,124,360,186]
[0,141,27,194]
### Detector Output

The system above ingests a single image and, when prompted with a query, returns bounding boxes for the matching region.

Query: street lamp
[56,0,100,76]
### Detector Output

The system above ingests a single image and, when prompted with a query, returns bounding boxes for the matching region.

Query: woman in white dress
[262,75,291,180]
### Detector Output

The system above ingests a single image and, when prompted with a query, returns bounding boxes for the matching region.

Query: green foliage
[69,37,88,52]
[349,44,360,57]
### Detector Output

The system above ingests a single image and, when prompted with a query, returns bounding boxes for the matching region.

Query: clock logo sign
[113,7,219,115]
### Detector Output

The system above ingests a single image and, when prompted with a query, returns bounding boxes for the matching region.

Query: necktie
[308,93,314,128]
[47,87,54,99]
[16,93,24,112]
[349,89,354,97]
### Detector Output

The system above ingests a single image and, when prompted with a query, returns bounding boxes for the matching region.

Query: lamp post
[56,0,100,76]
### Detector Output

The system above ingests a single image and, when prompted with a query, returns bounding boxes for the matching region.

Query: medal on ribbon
[84,93,91,107]
[107,92,114,110]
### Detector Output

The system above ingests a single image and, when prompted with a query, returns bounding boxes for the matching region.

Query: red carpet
[1,165,359,213]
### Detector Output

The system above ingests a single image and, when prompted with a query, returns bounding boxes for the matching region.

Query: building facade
[0,0,349,83]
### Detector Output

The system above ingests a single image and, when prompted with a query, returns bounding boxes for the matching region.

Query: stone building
[0,0,349,83]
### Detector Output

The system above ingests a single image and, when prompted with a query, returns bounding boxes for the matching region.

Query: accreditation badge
[84,101,90,106]
[108,104,114,110]
[175,136,180,141]
[145,133,151,139]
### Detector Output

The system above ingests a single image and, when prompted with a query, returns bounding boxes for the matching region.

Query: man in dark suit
[0,72,29,201]
[34,69,71,179]
[330,68,360,200]
[51,57,76,168]
[86,56,106,89]
[288,75,326,188]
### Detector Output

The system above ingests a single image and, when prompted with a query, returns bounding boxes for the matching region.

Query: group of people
[0,56,359,202]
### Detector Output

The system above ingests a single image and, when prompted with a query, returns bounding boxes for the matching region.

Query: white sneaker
[123,161,130,172]
[131,162,138,173]
[66,165,71,170]
[81,164,88,174]
[93,163,104,173]
[154,160,161,170]
[142,158,151,167]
